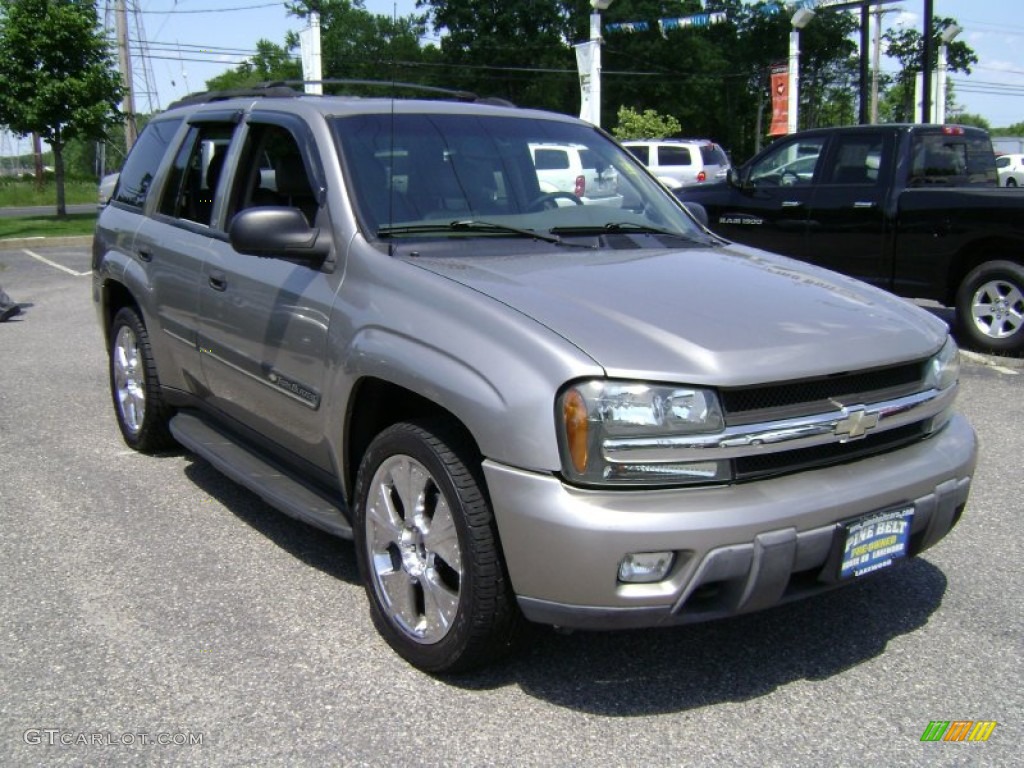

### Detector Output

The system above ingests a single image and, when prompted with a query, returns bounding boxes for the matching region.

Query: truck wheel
[109,307,175,452]
[353,420,523,673]
[956,261,1024,354]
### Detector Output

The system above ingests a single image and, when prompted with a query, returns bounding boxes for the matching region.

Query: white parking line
[22,248,90,277]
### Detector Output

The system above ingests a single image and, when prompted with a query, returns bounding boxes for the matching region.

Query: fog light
[618,551,674,583]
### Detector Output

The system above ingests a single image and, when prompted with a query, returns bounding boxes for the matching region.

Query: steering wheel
[527,191,584,211]
[780,170,800,187]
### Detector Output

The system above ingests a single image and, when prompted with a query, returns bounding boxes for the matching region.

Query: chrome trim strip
[602,386,955,464]
[162,327,196,348]
[201,349,320,410]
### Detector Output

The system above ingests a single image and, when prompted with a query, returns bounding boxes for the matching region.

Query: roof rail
[167,83,299,109]
[165,79,517,111]
[271,79,517,107]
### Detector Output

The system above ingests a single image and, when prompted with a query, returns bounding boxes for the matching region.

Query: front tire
[109,306,175,452]
[353,420,523,673]
[956,260,1024,354]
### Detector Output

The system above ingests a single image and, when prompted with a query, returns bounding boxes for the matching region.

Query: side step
[169,411,353,539]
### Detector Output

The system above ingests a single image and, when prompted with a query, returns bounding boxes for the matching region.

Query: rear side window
[579,149,599,170]
[658,145,692,167]
[910,132,997,186]
[534,149,570,170]
[626,145,650,164]
[700,145,728,165]
[113,118,183,209]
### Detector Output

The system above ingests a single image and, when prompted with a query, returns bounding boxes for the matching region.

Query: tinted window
[996,156,1010,168]
[658,146,692,166]
[700,145,729,165]
[910,132,997,186]
[158,123,236,226]
[627,145,650,164]
[113,118,182,208]
[822,135,890,185]
[534,149,570,170]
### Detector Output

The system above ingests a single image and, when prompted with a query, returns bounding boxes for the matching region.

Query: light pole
[788,8,815,134]
[586,0,613,127]
[935,23,961,123]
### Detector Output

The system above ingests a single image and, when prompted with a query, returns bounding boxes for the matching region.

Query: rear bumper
[484,415,976,630]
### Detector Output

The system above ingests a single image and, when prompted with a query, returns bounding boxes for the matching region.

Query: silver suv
[93,84,976,673]
[623,138,731,189]
[529,142,621,206]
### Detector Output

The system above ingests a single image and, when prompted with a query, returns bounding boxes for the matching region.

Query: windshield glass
[331,112,703,242]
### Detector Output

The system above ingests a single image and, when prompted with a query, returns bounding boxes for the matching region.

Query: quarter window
[112,118,182,209]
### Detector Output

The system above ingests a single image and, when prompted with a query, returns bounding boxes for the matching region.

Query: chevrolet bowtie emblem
[835,405,879,441]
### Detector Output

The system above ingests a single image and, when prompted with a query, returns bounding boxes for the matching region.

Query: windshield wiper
[550,222,716,244]
[378,219,595,248]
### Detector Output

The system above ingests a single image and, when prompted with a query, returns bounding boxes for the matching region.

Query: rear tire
[353,420,523,673]
[1006,178,1018,188]
[955,260,1024,354]
[109,306,175,452]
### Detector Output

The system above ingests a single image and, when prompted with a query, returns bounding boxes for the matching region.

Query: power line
[100,2,285,15]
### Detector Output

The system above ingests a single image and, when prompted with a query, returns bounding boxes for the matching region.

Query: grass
[0,213,97,240]
[0,179,98,207]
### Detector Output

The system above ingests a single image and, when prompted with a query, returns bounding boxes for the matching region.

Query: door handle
[781,200,803,208]
[208,271,227,292]
[853,201,877,209]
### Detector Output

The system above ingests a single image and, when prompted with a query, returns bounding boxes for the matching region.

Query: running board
[169,411,352,539]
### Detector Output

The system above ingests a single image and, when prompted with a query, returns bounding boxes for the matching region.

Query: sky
[3,0,1023,157]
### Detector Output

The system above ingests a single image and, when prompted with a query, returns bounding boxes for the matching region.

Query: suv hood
[409,243,947,386]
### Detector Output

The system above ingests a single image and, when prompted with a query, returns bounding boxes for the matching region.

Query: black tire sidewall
[353,420,516,673]
[109,307,173,452]
[956,260,1024,354]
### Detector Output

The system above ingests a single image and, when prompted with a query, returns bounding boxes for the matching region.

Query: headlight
[923,336,960,434]
[557,379,731,487]
[924,336,960,391]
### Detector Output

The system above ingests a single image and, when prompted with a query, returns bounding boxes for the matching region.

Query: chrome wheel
[364,454,463,644]
[970,278,1024,340]
[113,324,146,434]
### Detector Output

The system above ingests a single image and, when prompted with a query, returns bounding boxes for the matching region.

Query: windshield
[331,112,704,243]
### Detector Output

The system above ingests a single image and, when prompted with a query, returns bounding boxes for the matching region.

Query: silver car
[93,86,976,673]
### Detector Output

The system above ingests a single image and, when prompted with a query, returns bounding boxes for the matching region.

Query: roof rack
[166,79,516,111]
[167,83,299,109]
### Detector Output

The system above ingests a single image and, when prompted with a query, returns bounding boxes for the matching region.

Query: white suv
[530,142,622,206]
[623,139,730,190]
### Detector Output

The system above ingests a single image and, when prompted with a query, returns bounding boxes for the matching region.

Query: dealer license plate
[839,506,914,580]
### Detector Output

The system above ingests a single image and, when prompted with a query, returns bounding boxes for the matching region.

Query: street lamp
[585,0,613,127]
[788,8,815,134]
[935,23,962,123]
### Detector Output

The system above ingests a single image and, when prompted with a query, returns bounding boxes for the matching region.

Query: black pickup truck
[676,124,1024,354]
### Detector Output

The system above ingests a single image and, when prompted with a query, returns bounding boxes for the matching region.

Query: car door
[802,131,894,286]
[133,114,235,394]
[195,114,342,470]
[710,134,828,259]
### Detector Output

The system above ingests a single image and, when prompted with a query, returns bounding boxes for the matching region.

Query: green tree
[289,1,428,93]
[0,0,123,215]
[881,16,977,123]
[419,0,577,107]
[612,106,681,140]
[950,112,991,131]
[205,40,302,92]
[993,121,1024,136]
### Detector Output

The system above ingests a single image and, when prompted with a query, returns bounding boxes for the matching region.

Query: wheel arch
[342,377,482,506]
[944,236,1024,307]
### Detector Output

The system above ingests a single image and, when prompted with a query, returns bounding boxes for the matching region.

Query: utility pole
[116,0,138,151]
[921,0,934,123]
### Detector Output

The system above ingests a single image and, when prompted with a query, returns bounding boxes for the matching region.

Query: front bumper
[484,414,976,630]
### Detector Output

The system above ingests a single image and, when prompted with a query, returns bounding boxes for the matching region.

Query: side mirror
[682,202,709,228]
[228,207,331,265]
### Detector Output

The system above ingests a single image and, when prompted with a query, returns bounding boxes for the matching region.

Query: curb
[961,349,1024,371]
[0,235,92,251]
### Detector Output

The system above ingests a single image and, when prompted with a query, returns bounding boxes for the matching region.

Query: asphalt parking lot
[1,244,1020,766]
